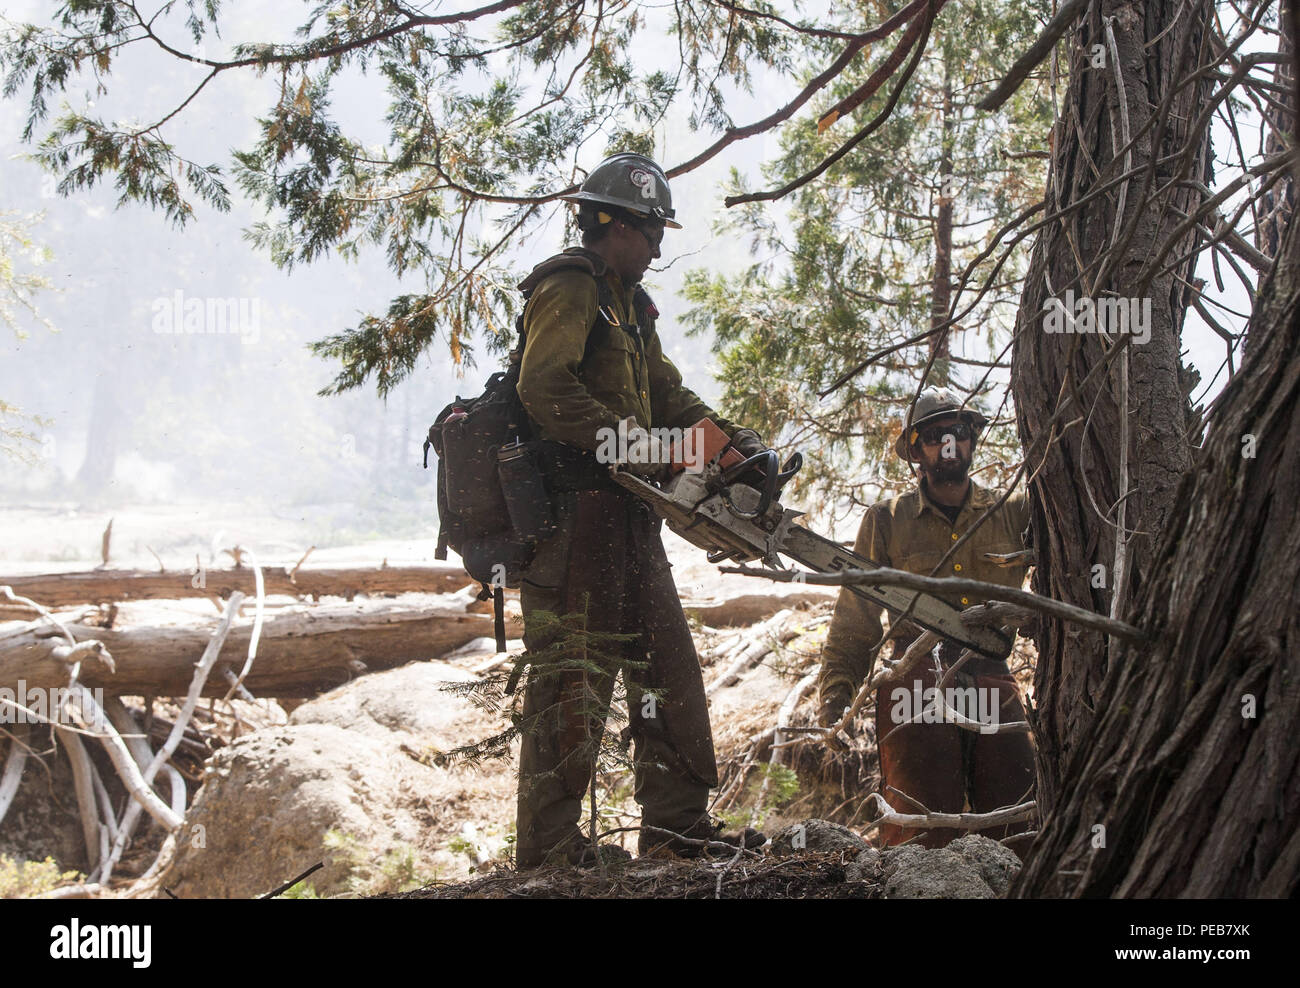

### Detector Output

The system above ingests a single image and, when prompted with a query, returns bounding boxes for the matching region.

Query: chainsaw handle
[775,451,803,487]
[720,449,780,519]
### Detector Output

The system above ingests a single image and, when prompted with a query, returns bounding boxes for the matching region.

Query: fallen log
[678,590,833,627]
[0,564,475,608]
[0,596,521,698]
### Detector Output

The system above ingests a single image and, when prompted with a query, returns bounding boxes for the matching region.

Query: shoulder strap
[512,247,624,362]
[517,247,608,296]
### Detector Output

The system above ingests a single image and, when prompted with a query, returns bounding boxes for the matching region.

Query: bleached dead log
[677,590,833,627]
[705,609,797,695]
[751,667,820,824]
[98,593,242,885]
[862,792,1037,833]
[0,564,475,607]
[0,725,29,828]
[38,883,104,899]
[55,722,104,872]
[103,697,186,820]
[221,550,265,702]
[90,770,119,843]
[66,684,182,832]
[1,595,521,697]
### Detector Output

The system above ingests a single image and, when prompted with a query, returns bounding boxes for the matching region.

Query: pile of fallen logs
[0,543,498,896]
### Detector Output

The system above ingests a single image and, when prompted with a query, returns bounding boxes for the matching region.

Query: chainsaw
[609,423,1012,659]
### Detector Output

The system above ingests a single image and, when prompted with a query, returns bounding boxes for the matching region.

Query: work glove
[818,685,854,729]
[727,428,771,488]
[614,416,669,479]
[729,428,768,459]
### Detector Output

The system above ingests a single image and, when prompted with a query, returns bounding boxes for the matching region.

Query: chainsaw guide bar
[611,464,1012,660]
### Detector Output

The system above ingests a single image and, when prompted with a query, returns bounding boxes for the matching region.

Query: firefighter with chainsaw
[817,388,1036,849]
[511,153,767,867]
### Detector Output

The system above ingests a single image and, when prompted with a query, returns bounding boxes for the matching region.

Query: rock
[882,846,993,898]
[878,835,1022,898]
[844,846,880,882]
[287,659,477,746]
[158,661,515,898]
[946,834,1023,895]
[770,818,870,855]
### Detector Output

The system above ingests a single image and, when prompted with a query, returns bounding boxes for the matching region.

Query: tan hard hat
[894,387,990,462]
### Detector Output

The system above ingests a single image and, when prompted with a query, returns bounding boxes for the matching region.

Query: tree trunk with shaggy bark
[1014,158,1300,897]
[1010,0,1211,816]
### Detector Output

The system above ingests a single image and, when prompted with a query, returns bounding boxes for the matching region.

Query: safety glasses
[626,219,664,251]
[918,421,974,446]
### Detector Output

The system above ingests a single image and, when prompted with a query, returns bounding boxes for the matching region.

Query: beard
[927,449,970,484]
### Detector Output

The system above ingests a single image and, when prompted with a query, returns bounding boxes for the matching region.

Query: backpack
[424,248,652,651]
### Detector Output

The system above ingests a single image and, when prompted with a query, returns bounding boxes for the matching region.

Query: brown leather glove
[818,685,854,729]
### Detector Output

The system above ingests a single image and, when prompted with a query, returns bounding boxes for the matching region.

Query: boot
[518,827,634,870]
[638,816,767,858]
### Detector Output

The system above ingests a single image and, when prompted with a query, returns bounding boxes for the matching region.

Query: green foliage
[0,854,82,899]
[276,881,321,899]
[3,0,771,396]
[718,763,800,831]
[318,828,426,896]
[684,0,1053,512]
[446,823,515,873]
[0,0,1045,407]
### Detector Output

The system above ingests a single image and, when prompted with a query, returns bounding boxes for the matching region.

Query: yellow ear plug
[597,210,612,225]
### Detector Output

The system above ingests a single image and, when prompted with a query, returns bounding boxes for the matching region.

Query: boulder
[770,818,870,855]
[158,661,516,898]
[946,833,1023,896]
[844,846,880,882]
[879,835,1022,898]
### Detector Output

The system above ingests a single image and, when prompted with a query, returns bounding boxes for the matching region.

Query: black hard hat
[561,153,681,229]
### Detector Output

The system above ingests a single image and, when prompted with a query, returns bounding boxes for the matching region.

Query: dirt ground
[0,500,1032,897]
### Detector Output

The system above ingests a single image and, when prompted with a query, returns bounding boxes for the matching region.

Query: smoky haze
[0,1,1243,566]
[0,2,755,564]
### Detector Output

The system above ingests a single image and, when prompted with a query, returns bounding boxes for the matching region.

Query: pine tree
[682,0,1053,513]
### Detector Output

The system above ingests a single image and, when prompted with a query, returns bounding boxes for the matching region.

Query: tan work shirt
[818,478,1030,701]
[517,266,739,453]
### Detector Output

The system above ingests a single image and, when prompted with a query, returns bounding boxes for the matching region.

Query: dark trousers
[514,488,718,867]
[873,652,1035,850]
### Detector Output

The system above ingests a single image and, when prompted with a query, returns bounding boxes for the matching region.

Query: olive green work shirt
[516,266,741,453]
[818,478,1030,702]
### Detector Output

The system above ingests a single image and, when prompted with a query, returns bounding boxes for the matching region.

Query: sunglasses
[624,219,664,251]
[917,422,974,446]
